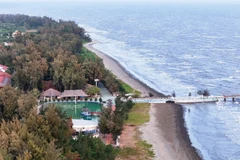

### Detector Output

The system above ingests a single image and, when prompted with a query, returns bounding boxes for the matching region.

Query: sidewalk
[98,83,115,106]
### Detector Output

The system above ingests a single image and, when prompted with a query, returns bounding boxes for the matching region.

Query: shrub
[86,86,100,96]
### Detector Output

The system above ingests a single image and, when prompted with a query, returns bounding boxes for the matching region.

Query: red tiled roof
[0,77,4,82]
[0,72,11,88]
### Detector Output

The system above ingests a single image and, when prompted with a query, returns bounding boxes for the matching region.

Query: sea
[1,1,240,160]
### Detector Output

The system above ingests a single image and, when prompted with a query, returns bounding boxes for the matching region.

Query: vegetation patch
[0,14,119,160]
[0,23,26,42]
[119,80,141,96]
[125,103,150,126]
[136,140,155,158]
[79,47,98,62]
[117,147,139,158]
[116,103,154,160]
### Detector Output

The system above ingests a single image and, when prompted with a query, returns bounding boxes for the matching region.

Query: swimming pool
[45,102,102,120]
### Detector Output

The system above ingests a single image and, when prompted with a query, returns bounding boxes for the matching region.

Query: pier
[223,94,240,102]
[128,95,239,104]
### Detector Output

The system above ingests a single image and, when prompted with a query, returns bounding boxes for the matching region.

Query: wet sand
[84,41,201,160]
[140,104,201,160]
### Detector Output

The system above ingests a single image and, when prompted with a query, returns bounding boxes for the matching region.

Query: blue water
[1,2,240,159]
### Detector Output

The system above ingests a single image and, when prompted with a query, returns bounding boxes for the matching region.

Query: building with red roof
[0,72,11,88]
[0,64,11,88]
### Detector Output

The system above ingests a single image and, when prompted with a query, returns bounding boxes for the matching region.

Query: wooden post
[224,97,226,102]
[232,97,235,102]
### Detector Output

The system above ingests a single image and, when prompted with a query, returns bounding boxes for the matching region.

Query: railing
[130,96,225,104]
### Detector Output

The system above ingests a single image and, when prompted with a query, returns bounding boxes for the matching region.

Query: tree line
[0,14,128,94]
[0,14,122,159]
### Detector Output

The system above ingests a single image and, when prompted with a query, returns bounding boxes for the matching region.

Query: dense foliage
[70,134,118,160]
[0,14,129,94]
[99,97,134,141]
[0,14,120,159]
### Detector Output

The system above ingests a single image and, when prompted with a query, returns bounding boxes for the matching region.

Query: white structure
[3,42,13,47]
[0,64,8,72]
[130,96,225,104]
[94,79,99,87]
[72,119,99,137]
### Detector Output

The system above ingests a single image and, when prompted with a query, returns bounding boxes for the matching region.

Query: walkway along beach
[84,42,201,160]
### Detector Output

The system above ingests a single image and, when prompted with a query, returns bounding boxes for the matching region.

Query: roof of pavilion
[58,89,88,98]
[41,88,61,97]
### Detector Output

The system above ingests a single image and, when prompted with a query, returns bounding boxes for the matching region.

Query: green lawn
[119,80,141,96]
[125,103,150,126]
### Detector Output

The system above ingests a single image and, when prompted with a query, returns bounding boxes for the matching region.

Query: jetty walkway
[128,95,240,104]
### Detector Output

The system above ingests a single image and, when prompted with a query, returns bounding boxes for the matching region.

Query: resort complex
[41,88,88,101]
[40,86,116,138]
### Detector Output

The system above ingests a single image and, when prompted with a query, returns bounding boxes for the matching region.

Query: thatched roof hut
[41,88,61,97]
[58,89,88,98]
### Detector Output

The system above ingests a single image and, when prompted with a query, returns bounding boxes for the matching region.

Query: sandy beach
[84,41,201,160]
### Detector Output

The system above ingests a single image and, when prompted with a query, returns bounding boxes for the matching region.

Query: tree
[70,134,117,160]
[0,86,20,121]
[0,118,63,160]
[17,93,38,119]
[86,86,100,96]
[197,89,210,97]
[148,92,154,97]
[13,41,48,91]
[104,75,119,93]
[172,91,176,97]
[99,97,102,103]
[83,59,104,85]
[197,90,203,96]
[51,48,86,91]
[111,112,124,141]
[203,89,210,97]
[40,105,72,152]
[98,107,113,136]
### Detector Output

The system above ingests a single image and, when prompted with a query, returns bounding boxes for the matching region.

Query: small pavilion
[41,88,61,101]
[58,89,88,100]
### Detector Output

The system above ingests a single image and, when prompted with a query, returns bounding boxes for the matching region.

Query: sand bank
[84,41,201,160]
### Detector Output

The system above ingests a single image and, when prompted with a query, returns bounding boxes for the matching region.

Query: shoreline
[84,41,201,160]
[84,41,164,98]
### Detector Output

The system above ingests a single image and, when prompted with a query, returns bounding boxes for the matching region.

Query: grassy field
[117,103,154,160]
[125,103,150,126]
[119,80,141,97]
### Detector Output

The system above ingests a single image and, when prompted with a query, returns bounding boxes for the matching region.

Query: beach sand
[84,41,163,98]
[140,104,201,160]
[84,42,201,160]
